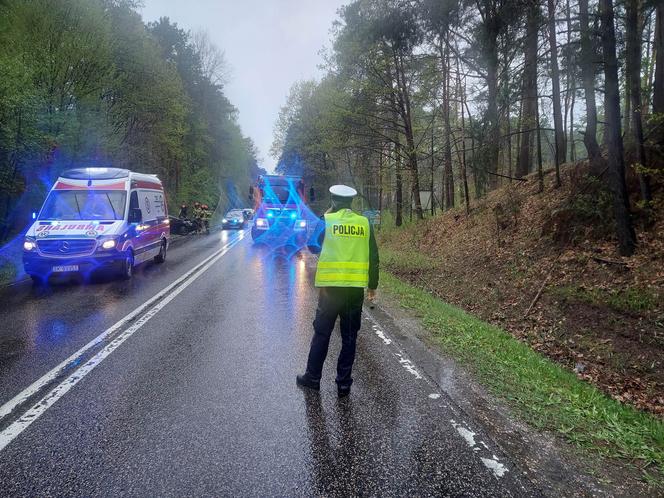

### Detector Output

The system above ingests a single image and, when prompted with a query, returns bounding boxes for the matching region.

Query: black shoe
[337,386,351,398]
[296,374,320,391]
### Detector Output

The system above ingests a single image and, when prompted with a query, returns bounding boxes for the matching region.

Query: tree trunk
[654,3,664,115]
[407,142,423,220]
[599,0,636,256]
[579,0,601,161]
[625,0,652,202]
[457,47,470,214]
[506,99,513,180]
[501,35,513,181]
[516,90,523,172]
[642,11,656,115]
[536,97,544,193]
[623,75,632,138]
[395,140,403,227]
[442,40,454,209]
[565,0,575,162]
[476,4,502,191]
[547,0,565,186]
[379,149,384,212]
[569,82,576,162]
[516,1,539,179]
[486,39,500,190]
[393,52,423,220]
[431,125,435,215]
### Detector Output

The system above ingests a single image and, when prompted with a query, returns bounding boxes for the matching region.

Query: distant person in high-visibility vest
[297,185,379,397]
[193,202,201,228]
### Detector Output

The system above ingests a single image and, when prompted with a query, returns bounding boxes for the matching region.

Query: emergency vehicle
[249,175,312,244]
[23,167,170,283]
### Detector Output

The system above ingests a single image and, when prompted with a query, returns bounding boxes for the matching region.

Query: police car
[23,167,170,283]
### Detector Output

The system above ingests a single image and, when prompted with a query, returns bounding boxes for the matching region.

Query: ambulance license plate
[52,265,79,273]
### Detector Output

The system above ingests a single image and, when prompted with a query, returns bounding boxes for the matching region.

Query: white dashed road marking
[481,457,509,478]
[396,353,424,379]
[450,418,509,477]
[371,323,392,345]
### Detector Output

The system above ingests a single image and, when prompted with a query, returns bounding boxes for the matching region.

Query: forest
[273,0,664,257]
[0,0,261,242]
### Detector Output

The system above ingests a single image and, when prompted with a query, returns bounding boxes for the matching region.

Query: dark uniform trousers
[305,287,365,388]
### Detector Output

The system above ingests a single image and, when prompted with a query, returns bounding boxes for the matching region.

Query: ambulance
[23,167,170,283]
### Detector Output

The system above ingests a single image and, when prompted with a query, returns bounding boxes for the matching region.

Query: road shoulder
[370,283,654,497]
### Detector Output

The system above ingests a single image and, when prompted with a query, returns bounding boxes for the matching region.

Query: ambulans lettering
[35,224,105,232]
[331,224,366,237]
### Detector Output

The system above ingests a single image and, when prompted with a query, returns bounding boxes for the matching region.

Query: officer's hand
[367,289,377,302]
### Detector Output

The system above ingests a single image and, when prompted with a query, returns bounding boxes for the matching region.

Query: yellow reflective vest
[314,209,370,288]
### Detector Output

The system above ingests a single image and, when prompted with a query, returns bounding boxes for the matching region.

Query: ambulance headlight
[222,218,228,223]
[296,220,307,229]
[23,240,36,251]
[256,218,268,229]
[101,239,116,250]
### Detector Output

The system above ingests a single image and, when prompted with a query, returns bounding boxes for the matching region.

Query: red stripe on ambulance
[54,181,126,191]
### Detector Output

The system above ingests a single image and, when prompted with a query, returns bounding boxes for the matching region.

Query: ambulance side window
[129,191,139,212]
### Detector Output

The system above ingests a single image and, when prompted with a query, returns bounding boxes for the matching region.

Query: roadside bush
[542,175,614,244]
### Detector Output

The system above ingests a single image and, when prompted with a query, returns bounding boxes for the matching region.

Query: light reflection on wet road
[0,231,538,496]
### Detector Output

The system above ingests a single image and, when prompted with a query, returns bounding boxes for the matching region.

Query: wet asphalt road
[0,230,540,496]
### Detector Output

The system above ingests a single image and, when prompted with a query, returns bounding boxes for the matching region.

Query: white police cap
[329,184,357,198]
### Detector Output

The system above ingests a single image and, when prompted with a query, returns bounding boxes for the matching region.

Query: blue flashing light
[267,211,274,218]
[290,212,297,220]
[32,212,37,220]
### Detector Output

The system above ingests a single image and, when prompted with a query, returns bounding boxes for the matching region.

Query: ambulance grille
[37,239,96,256]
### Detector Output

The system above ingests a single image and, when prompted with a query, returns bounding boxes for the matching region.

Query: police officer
[297,185,379,397]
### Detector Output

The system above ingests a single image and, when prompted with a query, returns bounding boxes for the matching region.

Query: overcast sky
[140,0,347,172]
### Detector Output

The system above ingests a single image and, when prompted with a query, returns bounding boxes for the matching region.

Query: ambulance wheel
[120,250,134,280]
[154,240,167,264]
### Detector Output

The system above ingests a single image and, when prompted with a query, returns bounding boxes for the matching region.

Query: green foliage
[543,175,615,244]
[569,177,614,224]
[272,0,443,214]
[0,0,256,240]
[381,272,664,484]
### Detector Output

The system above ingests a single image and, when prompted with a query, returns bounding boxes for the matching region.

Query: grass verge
[380,271,664,484]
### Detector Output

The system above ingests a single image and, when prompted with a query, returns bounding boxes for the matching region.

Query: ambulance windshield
[39,191,127,221]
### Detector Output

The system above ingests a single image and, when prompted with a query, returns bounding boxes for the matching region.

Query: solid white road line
[0,231,245,451]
